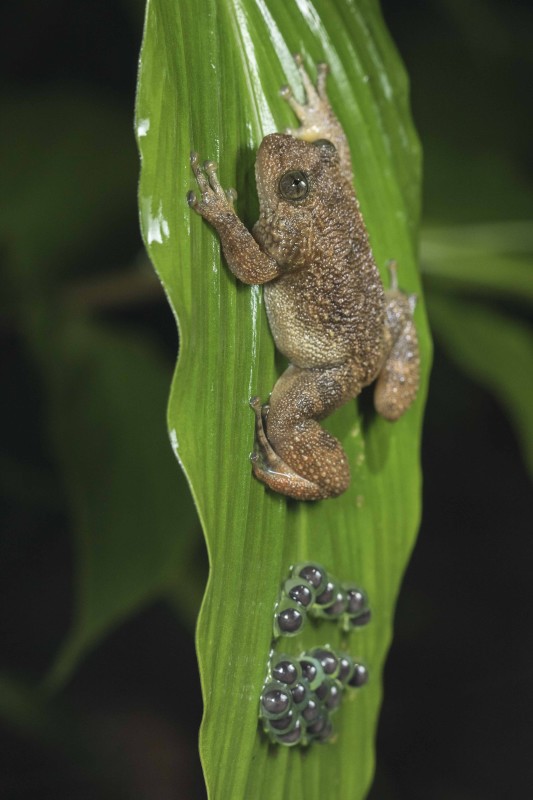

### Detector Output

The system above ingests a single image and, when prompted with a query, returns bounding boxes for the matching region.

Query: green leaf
[421,221,533,306]
[428,293,533,479]
[136,1,431,797]
[40,317,199,690]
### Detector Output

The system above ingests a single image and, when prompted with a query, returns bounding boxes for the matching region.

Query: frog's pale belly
[264,264,386,378]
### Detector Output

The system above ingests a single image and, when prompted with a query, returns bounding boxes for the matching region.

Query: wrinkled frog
[188,56,419,501]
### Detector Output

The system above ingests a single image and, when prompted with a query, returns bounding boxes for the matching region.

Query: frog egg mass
[260,562,372,746]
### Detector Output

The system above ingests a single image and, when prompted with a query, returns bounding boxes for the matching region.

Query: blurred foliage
[0,0,531,799]
[427,294,533,476]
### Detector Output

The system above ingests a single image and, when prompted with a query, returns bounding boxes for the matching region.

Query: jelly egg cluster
[260,562,371,746]
[260,648,369,746]
[274,561,371,637]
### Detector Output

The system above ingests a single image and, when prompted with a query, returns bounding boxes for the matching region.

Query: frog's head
[255,133,339,208]
[254,134,341,266]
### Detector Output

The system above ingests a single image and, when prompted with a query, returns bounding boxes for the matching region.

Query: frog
[187,55,419,501]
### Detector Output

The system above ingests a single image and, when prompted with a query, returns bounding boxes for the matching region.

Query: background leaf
[137,1,430,797]
[427,294,533,478]
[0,91,137,289]
[0,86,201,690]
[421,222,533,305]
[37,316,200,690]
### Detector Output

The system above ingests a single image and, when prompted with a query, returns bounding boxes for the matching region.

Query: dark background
[1,1,532,798]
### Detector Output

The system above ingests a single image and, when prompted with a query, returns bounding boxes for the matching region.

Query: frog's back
[253,132,386,378]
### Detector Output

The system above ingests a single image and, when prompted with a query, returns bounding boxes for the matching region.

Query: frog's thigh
[264,363,359,499]
[374,313,419,421]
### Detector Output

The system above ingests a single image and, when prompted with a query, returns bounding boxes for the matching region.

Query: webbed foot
[187,152,237,222]
[249,396,329,501]
[280,54,352,180]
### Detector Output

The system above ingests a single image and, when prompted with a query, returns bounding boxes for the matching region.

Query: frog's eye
[278,170,309,201]
[312,139,336,153]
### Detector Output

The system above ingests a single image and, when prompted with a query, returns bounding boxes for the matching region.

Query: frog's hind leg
[250,397,325,501]
[250,363,360,501]
[374,261,420,421]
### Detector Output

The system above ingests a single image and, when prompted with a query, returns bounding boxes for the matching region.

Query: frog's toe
[186,190,198,210]
[250,396,284,468]
[386,259,399,290]
[260,402,270,426]
[203,159,226,198]
[190,152,210,193]
[316,62,329,98]
[225,187,237,207]
[280,84,305,119]
[294,53,321,104]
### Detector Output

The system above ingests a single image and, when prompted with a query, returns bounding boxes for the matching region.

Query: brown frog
[188,56,419,501]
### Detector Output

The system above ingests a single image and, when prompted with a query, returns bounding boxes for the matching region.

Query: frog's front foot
[249,396,328,502]
[280,56,330,138]
[187,152,237,223]
[280,55,349,155]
